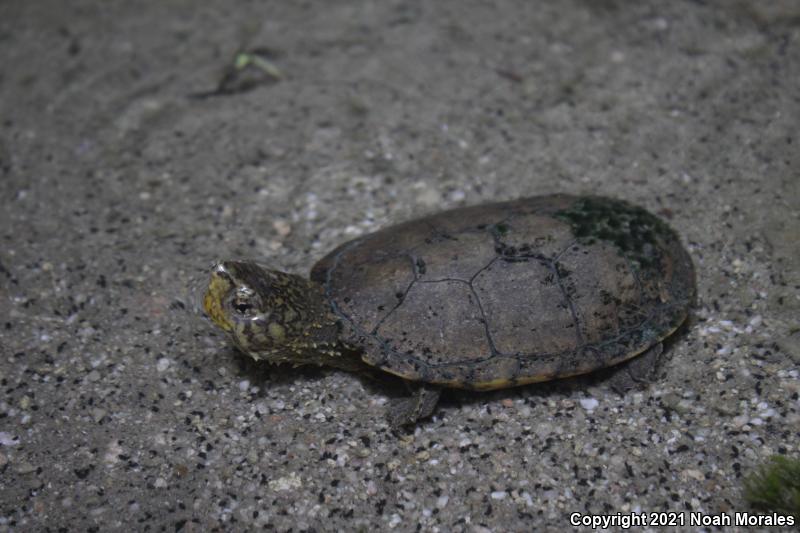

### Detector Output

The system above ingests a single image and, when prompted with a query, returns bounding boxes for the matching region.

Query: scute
[376,280,492,365]
[473,259,578,355]
[310,194,695,388]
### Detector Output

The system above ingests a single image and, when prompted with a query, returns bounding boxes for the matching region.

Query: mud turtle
[202,194,695,426]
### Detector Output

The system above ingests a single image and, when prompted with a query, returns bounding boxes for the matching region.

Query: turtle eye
[230,288,257,316]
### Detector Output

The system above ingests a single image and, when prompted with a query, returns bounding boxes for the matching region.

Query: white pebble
[0,432,19,446]
[449,190,466,202]
[732,415,749,427]
[580,398,599,411]
[491,491,507,500]
[156,358,171,372]
[268,472,302,491]
[238,380,250,392]
[272,219,291,237]
[521,491,534,506]
[416,188,441,207]
[104,440,124,465]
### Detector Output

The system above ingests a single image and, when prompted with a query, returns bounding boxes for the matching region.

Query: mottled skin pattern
[203,195,695,424]
[203,262,365,372]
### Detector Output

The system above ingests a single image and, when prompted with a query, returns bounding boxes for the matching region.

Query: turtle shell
[310,194,695,390]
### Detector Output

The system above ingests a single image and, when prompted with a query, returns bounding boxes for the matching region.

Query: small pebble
[732,415,749,427]
[104,440,124,465]
[579,398,599,411]
[0,433,18,446]
[449,190,466,202]
[272,219,291,237]
[682,469,705,481]
[416,188,441,207]
[15,462,37,474]
[268,473,302,491]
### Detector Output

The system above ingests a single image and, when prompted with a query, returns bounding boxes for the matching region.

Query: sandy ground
[1,0,799,531]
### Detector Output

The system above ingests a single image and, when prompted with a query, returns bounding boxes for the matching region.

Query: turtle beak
[203,263,235,332]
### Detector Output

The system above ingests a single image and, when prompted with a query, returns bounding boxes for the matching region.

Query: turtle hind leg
[386,383,442,428]
[608,342,664,395]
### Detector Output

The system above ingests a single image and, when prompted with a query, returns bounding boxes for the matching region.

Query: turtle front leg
[387,383,442,428]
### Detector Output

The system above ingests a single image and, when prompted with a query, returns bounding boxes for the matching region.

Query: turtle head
[203,260,339,363]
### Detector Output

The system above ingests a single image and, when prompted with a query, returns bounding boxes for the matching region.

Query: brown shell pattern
[310,195,695,389]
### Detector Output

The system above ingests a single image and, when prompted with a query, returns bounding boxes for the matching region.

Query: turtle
[202,194,695,426]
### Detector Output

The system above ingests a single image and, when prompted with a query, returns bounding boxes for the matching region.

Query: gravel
[1,0,798,531]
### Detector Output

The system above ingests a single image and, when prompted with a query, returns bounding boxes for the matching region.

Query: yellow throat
[203,272,234,332]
